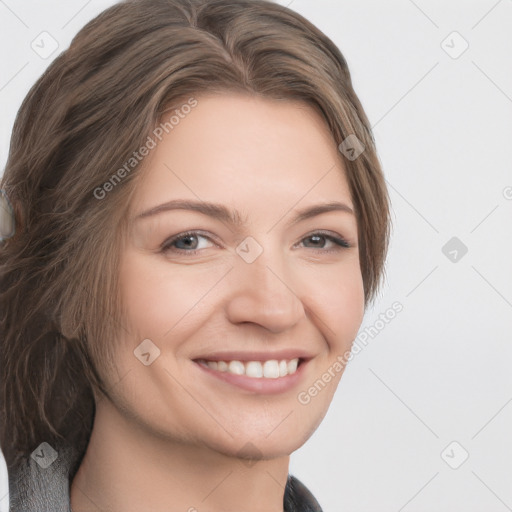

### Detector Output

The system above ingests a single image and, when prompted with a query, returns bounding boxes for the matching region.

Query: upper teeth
[198,358,300,378]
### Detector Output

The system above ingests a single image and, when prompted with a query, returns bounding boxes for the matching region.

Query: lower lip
[193,359,309,394]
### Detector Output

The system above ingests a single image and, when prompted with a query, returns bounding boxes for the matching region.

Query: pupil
[310,235,322,246]
[178,235,197,249]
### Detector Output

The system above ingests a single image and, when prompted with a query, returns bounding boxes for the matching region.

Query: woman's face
[111,92,364,459]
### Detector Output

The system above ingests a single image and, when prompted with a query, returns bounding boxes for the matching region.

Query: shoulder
[284,474,323,512]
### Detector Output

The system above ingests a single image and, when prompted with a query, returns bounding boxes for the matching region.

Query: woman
[0,0,390,510]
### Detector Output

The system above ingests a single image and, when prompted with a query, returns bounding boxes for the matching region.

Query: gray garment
[7,443,323,512]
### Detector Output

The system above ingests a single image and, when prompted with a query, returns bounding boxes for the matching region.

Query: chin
[205,423,318,462]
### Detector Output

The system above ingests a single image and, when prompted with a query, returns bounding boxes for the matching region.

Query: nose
[224,245,305,333]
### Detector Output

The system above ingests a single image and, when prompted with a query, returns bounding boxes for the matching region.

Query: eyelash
[160,230,351,256]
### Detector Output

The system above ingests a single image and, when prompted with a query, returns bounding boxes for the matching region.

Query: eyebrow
[133,199,354,229]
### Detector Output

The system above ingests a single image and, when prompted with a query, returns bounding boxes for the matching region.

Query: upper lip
[192,349,315,362]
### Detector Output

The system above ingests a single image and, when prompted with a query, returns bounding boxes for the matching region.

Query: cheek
[118,253,227,342]
[344,265,365,329]
[312,260,365,345]
[119,249,365,347]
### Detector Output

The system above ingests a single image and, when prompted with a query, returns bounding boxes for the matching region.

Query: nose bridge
[225,237,304,332]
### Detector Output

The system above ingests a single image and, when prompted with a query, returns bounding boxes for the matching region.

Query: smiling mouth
[194,358,304,379]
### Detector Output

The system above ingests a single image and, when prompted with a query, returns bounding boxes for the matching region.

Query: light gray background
[1,1,511,511]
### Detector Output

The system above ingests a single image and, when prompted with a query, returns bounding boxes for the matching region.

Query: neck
[70,399,289,512]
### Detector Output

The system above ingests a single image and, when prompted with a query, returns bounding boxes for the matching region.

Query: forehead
[130,92,353,218]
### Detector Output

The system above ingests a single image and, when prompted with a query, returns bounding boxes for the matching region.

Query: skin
[70,92,365,512]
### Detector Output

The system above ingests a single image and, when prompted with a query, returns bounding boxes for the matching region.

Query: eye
[160,229,351,257]
[298,231,351,252]
[160,231,216,254]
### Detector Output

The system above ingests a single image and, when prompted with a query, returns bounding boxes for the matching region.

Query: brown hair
[0,0,390,476]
